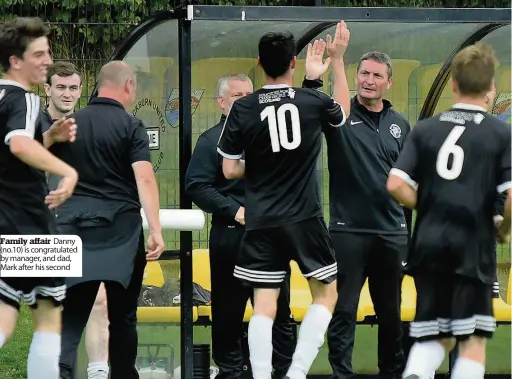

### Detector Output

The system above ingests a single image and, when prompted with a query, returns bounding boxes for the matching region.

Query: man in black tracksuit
[309,52,411,379]
[185,74,295,379]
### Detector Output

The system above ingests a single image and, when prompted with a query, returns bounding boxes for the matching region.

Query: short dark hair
[0,17,50,72]
[451,42,496,97]
[258,32,296,79]
[356,51,393,78]
[46,61,81,85]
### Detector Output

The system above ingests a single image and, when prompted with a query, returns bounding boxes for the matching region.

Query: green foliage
[1,0,169,72]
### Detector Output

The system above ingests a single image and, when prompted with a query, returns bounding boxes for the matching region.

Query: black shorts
[234,216,337,288]
[0,205,64,310]
[0,277,66,310]
[410,269,495,341]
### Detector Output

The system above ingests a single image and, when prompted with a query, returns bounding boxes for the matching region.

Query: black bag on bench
[138,278,211,307]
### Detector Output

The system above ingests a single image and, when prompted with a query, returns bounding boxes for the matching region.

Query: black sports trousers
[59,232,147,379]
[327,231,406,379]
[209,222,295,379]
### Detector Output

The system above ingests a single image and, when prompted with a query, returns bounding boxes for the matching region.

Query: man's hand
[305,39,331,80]
[494,215,504,230]
[146,231,165,261]
[48,117,78,144]
[235,206,245,225]
[495,215,510,244]
[326,20,350,60]
[44,169,78,209]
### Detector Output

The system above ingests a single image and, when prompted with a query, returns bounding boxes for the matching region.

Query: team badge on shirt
[389,123,402,139]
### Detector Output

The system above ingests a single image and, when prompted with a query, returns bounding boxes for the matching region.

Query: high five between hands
[305,20,350,80]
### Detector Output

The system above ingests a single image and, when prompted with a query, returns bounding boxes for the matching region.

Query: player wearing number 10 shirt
[218,24,352,379]
[217,60,346,289]
[387,43,511,379]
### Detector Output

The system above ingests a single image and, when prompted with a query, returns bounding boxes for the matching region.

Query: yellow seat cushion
[359,280,375,321]
[507,269,512,305]
[289,261,312,322]
[142,261,165,287]
[192,248,212,291]
[290,262,370,322]
[400,275,417,321]
[197,306,211,318]
[493,297,511,322]
[243,302,254,322]
[137,306,198,323]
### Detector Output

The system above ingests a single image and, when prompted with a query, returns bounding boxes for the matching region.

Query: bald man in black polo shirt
[50,61,165,379]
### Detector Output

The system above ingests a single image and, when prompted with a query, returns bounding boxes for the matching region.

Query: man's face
[356,59,392,101]
[44,73,82,113]
[12,36,53,86]
[218,79,253,113]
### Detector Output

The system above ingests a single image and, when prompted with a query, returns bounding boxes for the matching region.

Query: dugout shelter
[88,5,511,379]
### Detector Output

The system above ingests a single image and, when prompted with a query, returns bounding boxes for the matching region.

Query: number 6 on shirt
[261,103,302,152]
[436,125,466,180]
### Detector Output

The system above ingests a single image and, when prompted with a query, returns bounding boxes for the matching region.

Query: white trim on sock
[451,357,485,379]
[402,341,445,378]
[87,361,109,379]
[286,304,332,379]
[248,315,274,379]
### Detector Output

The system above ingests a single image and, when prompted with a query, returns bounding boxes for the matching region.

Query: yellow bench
[137,261,198,323]
[137,251,511,325]
[191,252,375,323]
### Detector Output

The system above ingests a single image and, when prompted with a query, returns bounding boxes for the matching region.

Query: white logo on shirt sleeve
[389,124,402,138]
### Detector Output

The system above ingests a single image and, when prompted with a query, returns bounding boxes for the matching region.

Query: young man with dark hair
[41,60,110,379]
[0,16,78,379]
[44,61,82,118]
[186,73,296,379]
[387,42,511,379]
[217,22,351,379]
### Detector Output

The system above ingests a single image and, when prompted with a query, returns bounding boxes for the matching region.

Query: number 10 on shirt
[261,104,301,153]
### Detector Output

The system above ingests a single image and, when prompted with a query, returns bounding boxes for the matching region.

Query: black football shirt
[0,80,56,234]
[217,84,346,230]
[392,103,511,283]
[49,97,151,210]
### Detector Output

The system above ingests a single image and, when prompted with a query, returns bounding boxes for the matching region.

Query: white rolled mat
[141,209,205,231]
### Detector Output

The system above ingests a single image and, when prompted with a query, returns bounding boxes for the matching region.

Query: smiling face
[45,73,82,114]
[10,36,53,87]
[356,59,392,102]
[217,77,253,115]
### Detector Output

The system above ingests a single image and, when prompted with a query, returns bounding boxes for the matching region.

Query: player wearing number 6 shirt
[217,22,351,379]
[386,42,512,379]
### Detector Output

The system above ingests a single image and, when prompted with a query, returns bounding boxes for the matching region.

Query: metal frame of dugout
[90,5,511,379]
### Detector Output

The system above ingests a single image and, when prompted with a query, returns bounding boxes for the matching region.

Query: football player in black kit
[217,21,351,379]
[386,42,511,379]
[0,17,78,379]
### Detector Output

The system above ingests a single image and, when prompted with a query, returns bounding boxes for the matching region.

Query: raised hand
[326,20,350,60]
[305,39,331,80]
[48,117,77,144]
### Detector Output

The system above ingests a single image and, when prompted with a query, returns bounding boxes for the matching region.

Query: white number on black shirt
[261,103,301,153]
[436,125,466,180]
